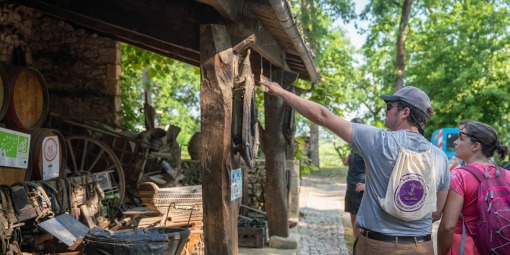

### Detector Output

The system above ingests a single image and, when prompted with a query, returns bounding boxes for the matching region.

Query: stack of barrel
[0,63,66,185]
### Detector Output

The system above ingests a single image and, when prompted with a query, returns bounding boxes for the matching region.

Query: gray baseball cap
[380,86,431,117]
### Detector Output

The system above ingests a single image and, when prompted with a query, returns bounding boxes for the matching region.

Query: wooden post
[200,24,241,254]
[264,89,289,238]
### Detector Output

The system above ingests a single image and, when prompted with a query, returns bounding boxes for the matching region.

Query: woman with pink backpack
[438,121,510,255]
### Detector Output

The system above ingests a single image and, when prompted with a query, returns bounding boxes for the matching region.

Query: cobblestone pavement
[298,175,350,255]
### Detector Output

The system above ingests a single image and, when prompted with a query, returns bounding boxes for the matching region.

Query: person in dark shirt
[343,117,366,237]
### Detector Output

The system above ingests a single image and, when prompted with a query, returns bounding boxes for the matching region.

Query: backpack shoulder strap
[462,164,507,183]
[459,213,472,254]
[460,165,485,183]
[457,165,483,255]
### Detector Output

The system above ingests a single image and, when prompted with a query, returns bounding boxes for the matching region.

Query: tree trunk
[301,0,320,168]
[395,0,414,91]
[309,123,320,167]
[200,24,241,255]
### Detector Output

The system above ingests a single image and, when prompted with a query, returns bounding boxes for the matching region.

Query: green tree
[356,0,510,147]
[291,0,357,168]
[120,44,201,145]
[355,0,406,125]
[408,0,510,142]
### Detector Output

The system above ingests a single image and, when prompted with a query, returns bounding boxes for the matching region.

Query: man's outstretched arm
[260,81,353,144]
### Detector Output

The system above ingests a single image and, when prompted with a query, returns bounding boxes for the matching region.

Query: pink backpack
[460,165,510,255]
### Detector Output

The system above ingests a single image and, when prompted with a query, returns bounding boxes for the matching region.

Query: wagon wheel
[62,135,125,207]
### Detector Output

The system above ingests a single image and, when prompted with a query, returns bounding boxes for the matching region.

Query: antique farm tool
[0,185,24,255]
[232,44,259,168]
[11,182,54,224]
[63,135,125,208]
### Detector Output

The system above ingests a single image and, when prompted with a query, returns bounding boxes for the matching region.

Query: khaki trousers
[354,234,434,255]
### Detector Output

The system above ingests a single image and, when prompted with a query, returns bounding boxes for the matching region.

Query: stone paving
[240,174,440,255]
[298,175,350,255]
[239,174,350,255]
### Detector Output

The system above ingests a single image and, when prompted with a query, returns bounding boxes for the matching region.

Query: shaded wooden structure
[7,0,319,253]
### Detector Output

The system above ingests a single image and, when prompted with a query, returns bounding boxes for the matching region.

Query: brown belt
[360,229,432,243]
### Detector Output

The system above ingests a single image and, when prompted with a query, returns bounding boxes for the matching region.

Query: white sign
[38,214,89,246]
[42,136,60,180]
[230,168,242,201]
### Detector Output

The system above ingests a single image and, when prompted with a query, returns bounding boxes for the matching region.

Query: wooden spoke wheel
[62,135,125,207]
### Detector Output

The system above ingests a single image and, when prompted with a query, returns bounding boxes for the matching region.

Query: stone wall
[245,160,300,217]
[0,3,30,63]
[178,159,300,216]
[287,160,300,218]
[0,2,121,125]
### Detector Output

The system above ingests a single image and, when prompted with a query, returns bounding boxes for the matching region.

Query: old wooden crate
[238,226,265,248]
[237,219,267,249]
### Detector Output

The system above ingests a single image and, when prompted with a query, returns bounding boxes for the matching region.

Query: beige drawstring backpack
[369,136,437,221]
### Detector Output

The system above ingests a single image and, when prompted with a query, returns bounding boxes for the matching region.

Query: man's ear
[401,107,411,117]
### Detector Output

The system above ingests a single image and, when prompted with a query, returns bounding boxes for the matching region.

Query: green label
[0,132,20,158]
[17,135,29,154]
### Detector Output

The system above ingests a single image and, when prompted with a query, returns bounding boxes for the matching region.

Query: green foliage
[353,0,405,125]
[408,0,510,142]
[290,0,359,124]
[356,0,510,150]
[294,136,319,175]
[120,44,201,145]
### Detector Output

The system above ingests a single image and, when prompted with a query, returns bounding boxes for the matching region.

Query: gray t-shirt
[351,123,450,236]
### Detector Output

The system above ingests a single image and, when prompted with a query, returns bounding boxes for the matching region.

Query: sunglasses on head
[459,131,478,141]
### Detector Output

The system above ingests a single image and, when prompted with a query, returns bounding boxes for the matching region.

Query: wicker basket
[138,182,203,222]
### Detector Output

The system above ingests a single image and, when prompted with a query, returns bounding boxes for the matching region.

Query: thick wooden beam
[264,88,289,238]
[197,0,244,21]
[200,24,240,255]
[227,19,290,72]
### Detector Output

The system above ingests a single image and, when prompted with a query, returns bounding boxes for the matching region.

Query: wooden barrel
[0,64,9,121]
[0,167,27,185]
[26,128,66,181]
[0,64,49,131]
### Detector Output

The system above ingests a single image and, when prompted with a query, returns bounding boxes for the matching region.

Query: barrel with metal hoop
[0,63,9,121]
[0,63,49,131]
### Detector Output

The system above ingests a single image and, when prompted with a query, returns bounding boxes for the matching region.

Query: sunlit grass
[319,142,346,168]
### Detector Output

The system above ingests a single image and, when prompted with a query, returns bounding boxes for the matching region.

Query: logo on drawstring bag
[394,173,428,212]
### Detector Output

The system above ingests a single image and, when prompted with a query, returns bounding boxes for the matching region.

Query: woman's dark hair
[397,101,433,130]
[459,119,474,128]
[464,121,509,161]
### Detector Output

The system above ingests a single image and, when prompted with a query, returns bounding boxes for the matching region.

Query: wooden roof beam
[227,19,291,72]
[196,0,244,21]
